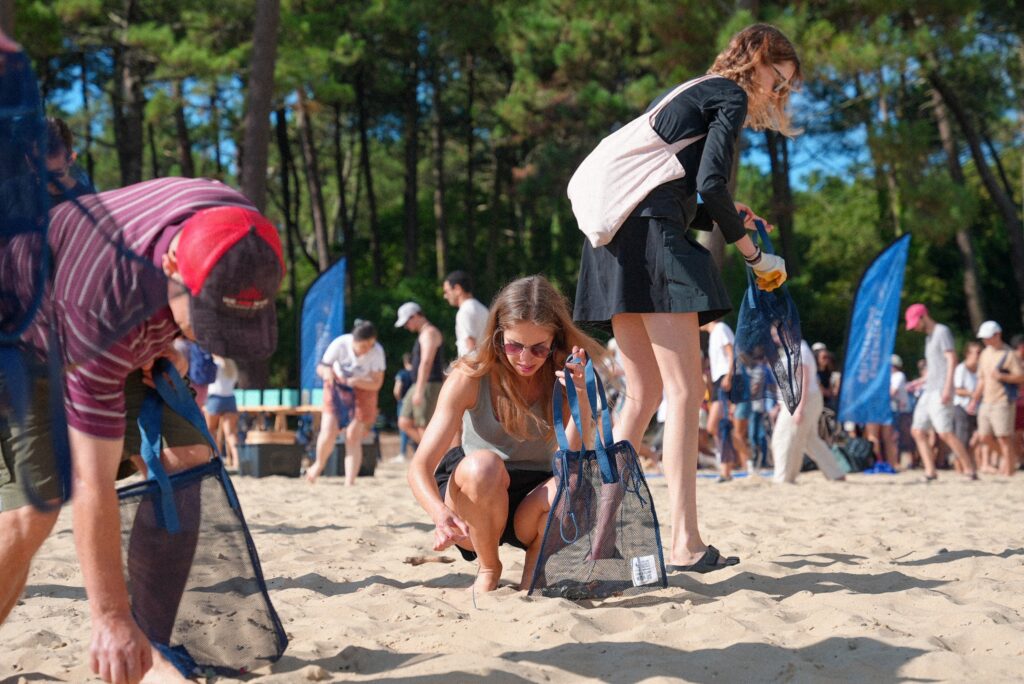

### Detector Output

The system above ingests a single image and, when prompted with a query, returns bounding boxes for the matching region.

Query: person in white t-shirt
[443,270,490,357]
[952,341,981,470]
[771,340,846,483]
[205,356,240,469]
[307,320,386,485]
[701,321,748,481]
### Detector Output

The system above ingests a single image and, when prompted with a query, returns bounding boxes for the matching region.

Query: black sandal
[667,545,740,574]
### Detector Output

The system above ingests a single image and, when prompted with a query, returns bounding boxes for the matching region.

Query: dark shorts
[574,215,732,327]
[1,371,207,512]
[205,394,238,416]
[434,446,552,562]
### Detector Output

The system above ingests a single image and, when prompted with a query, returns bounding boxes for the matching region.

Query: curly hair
[453,275,606,442]
[709,24,802,137]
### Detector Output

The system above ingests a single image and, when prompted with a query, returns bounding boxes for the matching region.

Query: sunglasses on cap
[501,338,553,359]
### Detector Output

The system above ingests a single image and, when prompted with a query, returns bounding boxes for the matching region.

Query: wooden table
[239,404,322,432]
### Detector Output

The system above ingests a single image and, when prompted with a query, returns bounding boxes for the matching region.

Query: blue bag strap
[578,359,618,485]
[136,359,221,534]
[137,389,180,533]
[553,362,587,453]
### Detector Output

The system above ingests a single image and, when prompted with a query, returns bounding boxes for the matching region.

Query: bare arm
[465,336,478,353]
[349,370,384,392]
[792,358,812,423]
[69,427,152,684]
[941,350,957,404]
[407,370,477,550]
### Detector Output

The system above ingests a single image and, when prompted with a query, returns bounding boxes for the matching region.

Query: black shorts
[434,446,552,562]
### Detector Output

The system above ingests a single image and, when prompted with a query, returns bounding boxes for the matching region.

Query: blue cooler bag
[117,361,287,676]
[528,358,667,600]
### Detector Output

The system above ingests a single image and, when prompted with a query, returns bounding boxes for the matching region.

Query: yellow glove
[750,252,787,292]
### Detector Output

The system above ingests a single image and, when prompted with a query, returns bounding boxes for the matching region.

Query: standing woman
[307,320,386,485]
[205,355,241,469]
[574,24,800,572]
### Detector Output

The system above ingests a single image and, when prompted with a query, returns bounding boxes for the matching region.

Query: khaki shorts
[977,402,1014,438]
[0,371,206,512]
[399,381,443,427]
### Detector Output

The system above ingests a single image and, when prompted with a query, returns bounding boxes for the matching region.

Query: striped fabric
[20,177,256,439]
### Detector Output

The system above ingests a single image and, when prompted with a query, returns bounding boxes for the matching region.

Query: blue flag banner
[838,235,911,425]
[300,259,346,391]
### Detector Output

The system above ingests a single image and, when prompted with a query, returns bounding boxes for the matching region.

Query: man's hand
[940,387,953,405]
[90,613,153,684]
[412,387,425,406]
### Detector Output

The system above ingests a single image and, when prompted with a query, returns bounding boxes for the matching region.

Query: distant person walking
[205,355,241,470]
[396,302,445,444]
[443,270,489,357]
[970,321,1023,476]
[905,303,978,480]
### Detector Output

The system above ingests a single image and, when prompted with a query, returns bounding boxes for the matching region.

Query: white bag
[567,75,717,248]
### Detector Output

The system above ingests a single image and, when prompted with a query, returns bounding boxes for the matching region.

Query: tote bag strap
[646,75,718,151]
[137,359,221,533]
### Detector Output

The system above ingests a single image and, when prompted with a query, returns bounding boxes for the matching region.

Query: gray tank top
[462,374,555,471]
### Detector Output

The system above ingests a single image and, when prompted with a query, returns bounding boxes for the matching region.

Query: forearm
[69,428,132,622]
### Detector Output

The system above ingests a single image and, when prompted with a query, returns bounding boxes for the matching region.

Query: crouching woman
[407,275,605,592]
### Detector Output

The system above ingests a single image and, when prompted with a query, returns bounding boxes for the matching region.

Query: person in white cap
[905,303,978,480]
[396,302,445,445]
[969,321,1024,476]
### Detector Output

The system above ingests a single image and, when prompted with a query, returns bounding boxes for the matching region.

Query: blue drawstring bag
[528,358,667,600]
[734,220,804,413]
[117,360,287,677]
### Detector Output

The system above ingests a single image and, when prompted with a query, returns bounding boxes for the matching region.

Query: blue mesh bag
[528,358,667,600]
[733,220,803,413]
[117,360,287,677]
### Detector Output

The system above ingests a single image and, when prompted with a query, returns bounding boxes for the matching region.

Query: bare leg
[514,478,559,590]
[996,435,1016,476]
[307,412,340,483]
[343,420,367,486]
[937,431,977,477]
[398,416,425,446]
[445,450,510,592]
[0,504,60,624]
[912,428,938,478]
[221,412,239,469]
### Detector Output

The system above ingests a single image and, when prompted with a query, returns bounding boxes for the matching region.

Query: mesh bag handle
[552,357,618,484]
[137,359,222,533]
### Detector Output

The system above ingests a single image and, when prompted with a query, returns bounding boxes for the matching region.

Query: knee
[454,451,509,494]
[398,416,413,432]
[2,506,59,550]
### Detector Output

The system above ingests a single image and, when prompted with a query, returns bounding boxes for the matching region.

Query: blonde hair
[453,276,606,441]
[709,23,802,137]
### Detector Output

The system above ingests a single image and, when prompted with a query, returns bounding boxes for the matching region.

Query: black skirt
[573,215,732,326]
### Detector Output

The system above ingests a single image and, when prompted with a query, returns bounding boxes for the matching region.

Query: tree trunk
[171,80,194,178]
[274,108,299,382]
[431,64,449,280]
[464,50,477,270]
[0,0,13,34]
[929,88,986,332]
[111,2,145,186]
[295,89,330,272]
[486,147,504,293]
[211,89,223,178]
[147,121,159,178]
[80,52,95,183]
[876,75,903,236]
[402,57,420,277]
[240,0,279,212]
[275,108,317,272]
[332,103,354,303]
[928,69,1024,327]
[356,72,383,286]
[764,130,797,274]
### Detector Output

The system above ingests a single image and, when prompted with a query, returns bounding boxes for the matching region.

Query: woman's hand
[556,346,588,390]
[735,202,773,232]
[432,506,470,552]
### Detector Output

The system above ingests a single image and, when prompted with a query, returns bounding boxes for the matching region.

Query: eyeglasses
[770,64,792,94]
[502,339,553,359]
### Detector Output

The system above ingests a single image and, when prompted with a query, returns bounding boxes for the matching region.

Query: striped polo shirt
[19,177,256,439]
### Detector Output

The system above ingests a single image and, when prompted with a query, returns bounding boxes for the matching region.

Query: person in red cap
[0,177,284,683]
[904,303,977,481]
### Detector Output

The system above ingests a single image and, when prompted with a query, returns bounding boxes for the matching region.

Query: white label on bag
[631,555,659,586]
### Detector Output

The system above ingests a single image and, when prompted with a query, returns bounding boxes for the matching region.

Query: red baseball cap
[904,303,928,330]
[176,206,285,360]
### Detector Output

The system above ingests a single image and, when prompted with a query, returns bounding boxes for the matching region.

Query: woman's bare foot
[305,461,323,483]
[472,564,502,592]
[142,648,189,683]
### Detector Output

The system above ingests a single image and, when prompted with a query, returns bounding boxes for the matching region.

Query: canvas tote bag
[567,75,718,247]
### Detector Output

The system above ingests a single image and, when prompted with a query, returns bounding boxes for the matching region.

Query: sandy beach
[2,434,1023,683]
